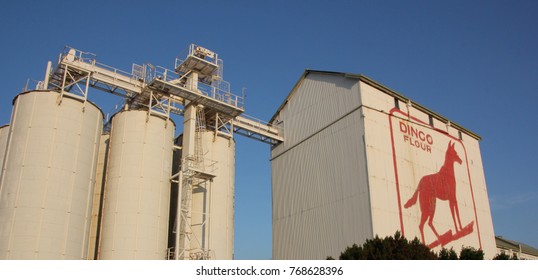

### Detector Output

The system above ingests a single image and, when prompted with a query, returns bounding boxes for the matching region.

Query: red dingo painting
[389,108,481,249]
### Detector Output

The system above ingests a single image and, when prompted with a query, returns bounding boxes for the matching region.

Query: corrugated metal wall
[271,73,373,259]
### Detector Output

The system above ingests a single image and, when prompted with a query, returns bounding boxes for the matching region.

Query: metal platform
[148,77,244,117]
[176,55,218,79]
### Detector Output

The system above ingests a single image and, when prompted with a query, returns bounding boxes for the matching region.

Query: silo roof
[270,70,481,140]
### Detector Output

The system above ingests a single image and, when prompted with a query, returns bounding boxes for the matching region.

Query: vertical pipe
[175,171,183,260]
[43,61,52,90]
[179,71,200,259]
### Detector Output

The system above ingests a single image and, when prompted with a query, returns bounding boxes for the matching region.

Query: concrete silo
[98,110,175,260]
[188,131,235,260]
[0,90,103,259]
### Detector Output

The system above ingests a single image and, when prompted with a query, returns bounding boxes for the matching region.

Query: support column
[178,71,199,259]
[183,72,199,158]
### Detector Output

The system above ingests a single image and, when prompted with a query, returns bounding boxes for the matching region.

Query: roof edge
[358,75,481,140]
[270,69,481,141]
[270,70,355,123]
[496,236,538,256]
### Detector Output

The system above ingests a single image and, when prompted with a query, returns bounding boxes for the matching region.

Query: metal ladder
[194,106,206,170]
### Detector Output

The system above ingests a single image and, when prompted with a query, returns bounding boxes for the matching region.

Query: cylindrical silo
[87,133,110,260]
[98,110,175,260]
[0,125,9,179]
[0,90,103,260]
[190,131,235,260]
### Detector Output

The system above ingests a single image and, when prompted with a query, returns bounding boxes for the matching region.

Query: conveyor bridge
[46,46,283,145]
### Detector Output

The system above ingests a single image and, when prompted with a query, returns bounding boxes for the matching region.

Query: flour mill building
[269,70,497,259]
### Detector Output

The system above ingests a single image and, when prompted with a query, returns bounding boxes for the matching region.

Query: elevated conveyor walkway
[147,72,244,118]
[47,46,283,145]
[232,115,283,145]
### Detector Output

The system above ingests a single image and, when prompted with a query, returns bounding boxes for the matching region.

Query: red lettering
[418,131,426,142]
[398,121,433,153]
[411,126,419,139]
[400,121,408,133]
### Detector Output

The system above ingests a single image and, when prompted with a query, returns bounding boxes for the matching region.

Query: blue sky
[1,0,537,259]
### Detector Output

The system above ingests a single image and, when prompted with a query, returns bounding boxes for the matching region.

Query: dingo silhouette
[404,141,463,245]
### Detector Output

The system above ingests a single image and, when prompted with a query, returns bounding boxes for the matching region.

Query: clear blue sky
[1,0,537,259]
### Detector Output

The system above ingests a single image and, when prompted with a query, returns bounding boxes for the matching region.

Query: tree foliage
[331,231,486,260]
[458,246,484,260]
[438,248,458,260]
[338,231,437,260]
[492,251,519,260]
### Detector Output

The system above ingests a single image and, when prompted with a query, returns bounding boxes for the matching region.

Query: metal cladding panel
[271,74,372,260]
[272,112,371,259]
[190,132,235,260]
[0,125,9,177]
[271,72,361,157]
[360,81,497,259]
[98,110,174,260]
[87,134,109,260]
[0,91,103,260]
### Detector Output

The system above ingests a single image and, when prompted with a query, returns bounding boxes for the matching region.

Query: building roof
[270,70,481,140]
[496,236,538,257]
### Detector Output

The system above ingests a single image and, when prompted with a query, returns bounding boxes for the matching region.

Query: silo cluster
[0,90,235,260]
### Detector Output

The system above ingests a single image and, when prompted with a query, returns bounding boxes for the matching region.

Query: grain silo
[270,70,497,259]
[0,90,103,259]
[172,106,236,260]
[187,131,235,260]
[0,44,283,260]
[97,110,175,260]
